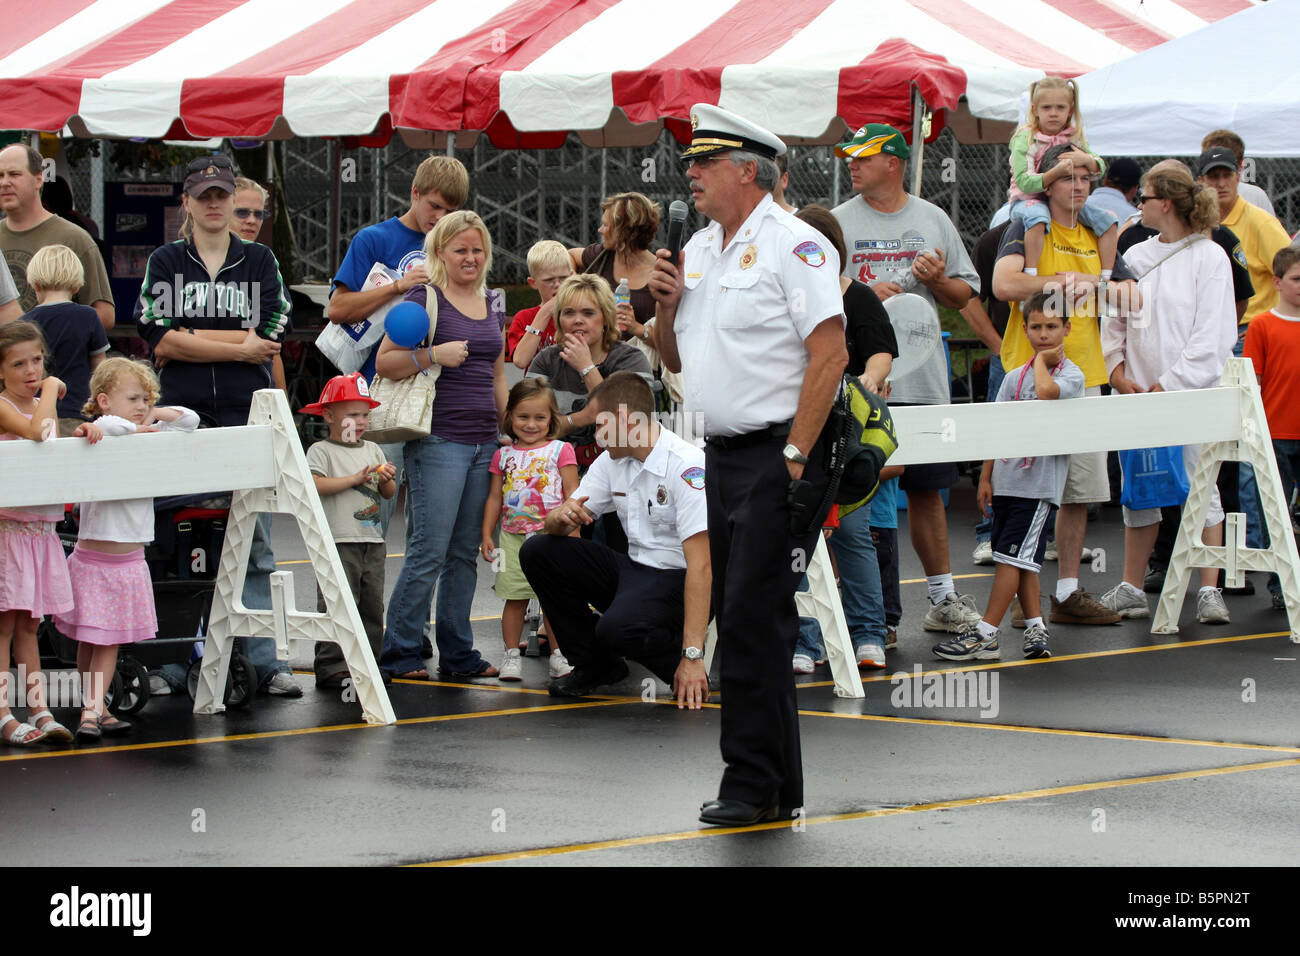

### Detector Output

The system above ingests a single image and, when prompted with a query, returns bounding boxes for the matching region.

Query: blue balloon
[385,301,430,348]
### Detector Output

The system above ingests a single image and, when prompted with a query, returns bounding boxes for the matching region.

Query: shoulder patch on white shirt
[681,466,705,490]
[793,241,826,267]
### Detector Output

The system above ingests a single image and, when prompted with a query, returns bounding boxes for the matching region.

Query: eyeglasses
[234,208,267,220]
[1138,194,1164,204]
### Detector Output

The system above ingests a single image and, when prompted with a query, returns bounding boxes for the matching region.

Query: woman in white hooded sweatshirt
[1100,161,1237,623]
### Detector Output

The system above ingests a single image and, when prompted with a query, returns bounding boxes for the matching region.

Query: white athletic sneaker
[499,648,523,682]
[792,653,816,674]
[972,540,994,566]
[1098,582,1151,619]
[922,593,984,633]
[548,651,574,679]
[855,642,887,670]
[1196,587,1231,625]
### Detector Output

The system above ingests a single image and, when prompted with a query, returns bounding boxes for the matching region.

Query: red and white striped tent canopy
[0,0,1257,147]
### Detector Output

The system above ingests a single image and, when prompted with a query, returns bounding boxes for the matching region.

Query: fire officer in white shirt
[520,372,712,706]
[650,104,848,827]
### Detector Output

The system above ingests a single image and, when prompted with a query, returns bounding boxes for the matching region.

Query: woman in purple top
[375,211,508,679]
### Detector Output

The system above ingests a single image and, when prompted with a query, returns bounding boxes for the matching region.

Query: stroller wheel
[108,658,151,715]
[226,653,257,710]
[187,658,230,705]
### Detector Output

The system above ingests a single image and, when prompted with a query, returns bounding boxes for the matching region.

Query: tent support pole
[328,139,340,277]
[446,132,456,157]
[911,86,927,197]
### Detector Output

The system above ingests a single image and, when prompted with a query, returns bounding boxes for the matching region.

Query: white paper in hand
[884,293,940,384]
[315,262,402,373]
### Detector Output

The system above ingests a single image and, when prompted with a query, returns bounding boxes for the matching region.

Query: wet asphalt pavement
[4,484,1299,868]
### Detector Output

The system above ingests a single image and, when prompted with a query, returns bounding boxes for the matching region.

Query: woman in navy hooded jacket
[133,154,298,696]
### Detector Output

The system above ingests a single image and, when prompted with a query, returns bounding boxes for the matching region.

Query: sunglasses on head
[185,155,234,174]
[234,208,267,220]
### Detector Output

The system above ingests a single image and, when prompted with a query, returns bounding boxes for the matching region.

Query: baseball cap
[1104,157,1142,190]
[681,103,786,160]
[183,155,236,197]
[1197,146,1238,177]
[834,123,911,160]
[300,373,381,417]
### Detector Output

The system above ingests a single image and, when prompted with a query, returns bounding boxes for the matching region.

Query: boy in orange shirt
[1243,247,1300,611]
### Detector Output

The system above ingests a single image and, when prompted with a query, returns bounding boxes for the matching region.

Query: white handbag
[314,262,401,374]
[366,286,440,443]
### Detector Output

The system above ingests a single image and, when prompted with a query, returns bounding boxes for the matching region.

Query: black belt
[704,421,792,451]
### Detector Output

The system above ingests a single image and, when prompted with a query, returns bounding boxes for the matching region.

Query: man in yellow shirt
[1199,145,1292,568]
[1199,146,1291,329]
[993,143,1138,628]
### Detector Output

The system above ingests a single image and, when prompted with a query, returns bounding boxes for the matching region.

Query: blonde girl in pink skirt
[0,321,102,747]
[52,357,197,741]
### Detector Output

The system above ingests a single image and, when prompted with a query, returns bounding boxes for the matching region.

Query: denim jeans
[380,434,493,676]
[1266,439,1300,598]
[975,353,1007,544]
[1234,329,1266,551]
[795,504,887,657]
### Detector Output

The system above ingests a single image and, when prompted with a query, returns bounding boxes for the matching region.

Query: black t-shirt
[842,279,898,377]
[23,300,109,419]
[972,222,1012,337]
[1118,223,1254,305]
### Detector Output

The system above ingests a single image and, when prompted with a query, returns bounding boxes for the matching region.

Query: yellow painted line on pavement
[416,756,1300,866]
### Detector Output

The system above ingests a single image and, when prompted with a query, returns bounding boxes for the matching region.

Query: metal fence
[65,128,1300,286]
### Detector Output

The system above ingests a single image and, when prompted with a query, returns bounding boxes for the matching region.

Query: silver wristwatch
[682,645,705,661]
[783,443,808,465]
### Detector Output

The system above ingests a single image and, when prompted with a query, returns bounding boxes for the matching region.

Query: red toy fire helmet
[299,373,381,416]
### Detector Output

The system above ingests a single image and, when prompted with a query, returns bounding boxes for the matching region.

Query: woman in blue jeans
[375,211,508,679]
[792,206,898,672]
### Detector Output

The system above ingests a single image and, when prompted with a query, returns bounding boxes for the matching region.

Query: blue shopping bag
[1119,446,1190,510]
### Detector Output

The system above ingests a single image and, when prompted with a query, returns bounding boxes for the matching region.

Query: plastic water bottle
[614,278,630,309]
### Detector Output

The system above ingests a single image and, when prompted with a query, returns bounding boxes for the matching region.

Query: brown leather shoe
[1050,589,1122,625]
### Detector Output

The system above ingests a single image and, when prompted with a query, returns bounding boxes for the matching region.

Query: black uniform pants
[706,438,824,809]
[519,535,684,684]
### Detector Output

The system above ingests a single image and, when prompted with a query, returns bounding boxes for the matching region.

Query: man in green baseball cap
[834,123,911,161]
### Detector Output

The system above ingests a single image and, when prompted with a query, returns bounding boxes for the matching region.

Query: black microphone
[665,200,688,265]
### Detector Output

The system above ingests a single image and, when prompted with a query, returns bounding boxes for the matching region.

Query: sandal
[29,710,73,743]
[395,669,430,681]
[436,663,500,681]
[1,715,47,747]
[98,714,132,736]
[75,717,102,742]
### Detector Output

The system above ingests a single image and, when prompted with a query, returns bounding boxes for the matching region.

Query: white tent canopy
[1077,0,1300,158]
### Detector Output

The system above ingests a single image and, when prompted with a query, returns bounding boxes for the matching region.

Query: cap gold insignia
[205,165,217,176]
[690,113,699,130]
[740,245,758,270]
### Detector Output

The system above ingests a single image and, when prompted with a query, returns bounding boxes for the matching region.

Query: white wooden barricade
[885,358,1300,642]
[0,389,395,724]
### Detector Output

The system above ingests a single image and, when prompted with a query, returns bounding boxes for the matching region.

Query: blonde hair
[1026,77,1087,145]
[1201,129,1245,165]
[233,177,269,206]
[1141,167,1219,236]
[554,274,617,352]
[600,192,661,258]
[83,357,160,419]
[26,244,84,294]
[412,155,470,208]
[423,211,492,295]
[526,239,571,278]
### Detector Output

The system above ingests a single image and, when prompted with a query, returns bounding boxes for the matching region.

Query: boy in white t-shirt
[300,373,396,689]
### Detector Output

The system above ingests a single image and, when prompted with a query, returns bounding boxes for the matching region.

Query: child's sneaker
[932,624,1001,662]
[1196,587,1230,624]
[499,648,523,682]
[1022,622,1051,659]
[548,650,574,679]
